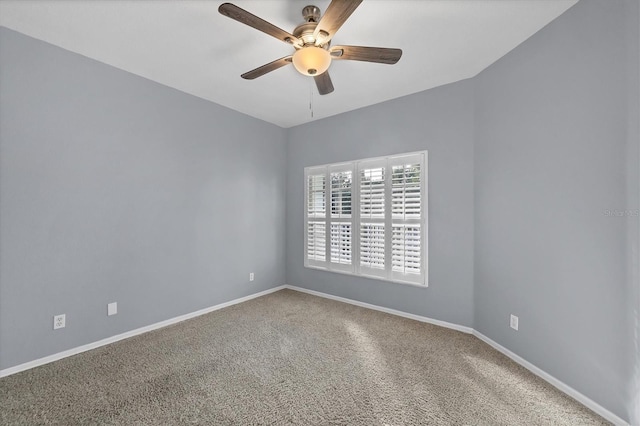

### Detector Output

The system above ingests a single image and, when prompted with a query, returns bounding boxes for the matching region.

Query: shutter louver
[331,223,352,265]
[307,222,326,262]
[307,174,326,218]
[331,171,352,218]
[392,225,421,274]
[360,223,385,270]
[392,164,421,219]
[360,167,385,219]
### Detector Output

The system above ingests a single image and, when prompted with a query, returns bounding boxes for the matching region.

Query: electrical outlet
[53,314,66,330]
[249,272,254,282]
[510,314,519,331]
[108,302,117,316]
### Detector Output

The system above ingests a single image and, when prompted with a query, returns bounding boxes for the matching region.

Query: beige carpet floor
[0,289,608,425]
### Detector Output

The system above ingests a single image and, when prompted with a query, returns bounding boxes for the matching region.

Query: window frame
[304,151,428,287]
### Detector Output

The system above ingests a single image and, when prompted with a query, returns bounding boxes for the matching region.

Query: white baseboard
[471,330,628,426]
[1,284,628,425]
[284,285,473,334]
[0,285,286,378]
[284,285,628,426]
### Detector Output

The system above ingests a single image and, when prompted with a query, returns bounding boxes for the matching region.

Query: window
[304,152,427,286]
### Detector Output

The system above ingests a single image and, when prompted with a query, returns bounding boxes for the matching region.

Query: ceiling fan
[218,0,402,95]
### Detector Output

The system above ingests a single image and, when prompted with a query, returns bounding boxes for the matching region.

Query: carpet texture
[1,289,608,425]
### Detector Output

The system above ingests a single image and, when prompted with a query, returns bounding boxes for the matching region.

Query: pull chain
[309,78,314,118]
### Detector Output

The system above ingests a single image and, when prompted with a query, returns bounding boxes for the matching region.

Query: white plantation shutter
[360,223,386,273]
[392,163,421,219]
[331,170,352,218]
[392,225,421,274]
[305,167,328,268]
[360,166,385,219]
[358,159,387,278]
[389,154,425,284]
[307,222,326,262]
[304,151,427,286]
[329,166,354,272]
[307,174,326,218]
[330,223,352,265]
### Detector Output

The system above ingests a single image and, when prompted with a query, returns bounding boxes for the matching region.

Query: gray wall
[0,27,287,370]
[2,0,638,421]
[286,80,476,328]
[625,1,640,423]
[474,0,637,421]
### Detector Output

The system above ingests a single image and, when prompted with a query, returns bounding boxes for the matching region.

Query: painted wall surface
[0,27,287,370]
[286,80,476,328]
[625,0,640,423]
[1,0,638,421]
[473,0,636,421]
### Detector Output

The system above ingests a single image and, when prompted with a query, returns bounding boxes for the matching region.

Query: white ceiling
[0,0,578,128]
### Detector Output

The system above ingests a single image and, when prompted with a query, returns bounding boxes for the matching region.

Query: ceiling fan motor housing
[293,22,319,46]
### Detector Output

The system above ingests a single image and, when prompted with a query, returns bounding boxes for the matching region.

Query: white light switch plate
[510,314,519,331]
[108,302,117,316]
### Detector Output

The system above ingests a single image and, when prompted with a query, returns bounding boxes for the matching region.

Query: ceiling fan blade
[313,0,363,45]
[314,72,334,95]
[330,46,402,64]
[241,56,293,80]
[219,3,301,47]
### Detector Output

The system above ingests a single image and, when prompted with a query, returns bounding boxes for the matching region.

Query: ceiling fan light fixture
[292,46,331,76]
[219,1,401,95]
